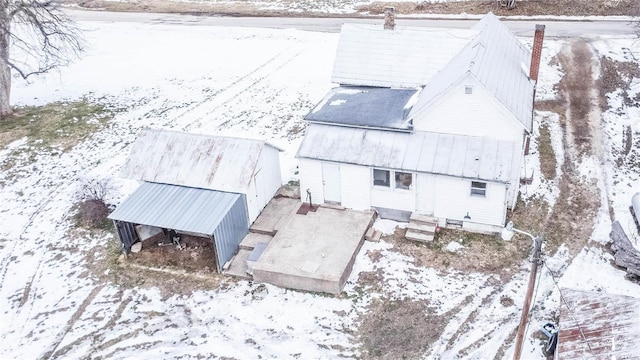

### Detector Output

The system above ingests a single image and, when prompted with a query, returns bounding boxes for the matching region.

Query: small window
[395,172,413,190]
[465,85,473,94]
[373,169,390,187]
[471,181,486,196]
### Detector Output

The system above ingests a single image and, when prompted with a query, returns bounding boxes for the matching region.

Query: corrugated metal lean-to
[109,182,249,272]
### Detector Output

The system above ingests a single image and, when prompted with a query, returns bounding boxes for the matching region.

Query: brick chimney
[384,7,395,30]
[529,24,545,82]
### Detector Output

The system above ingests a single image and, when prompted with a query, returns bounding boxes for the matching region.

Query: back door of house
[322,162,341,203]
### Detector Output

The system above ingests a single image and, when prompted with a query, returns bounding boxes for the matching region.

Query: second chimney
[384,7,395,30]
[529,24,545,82]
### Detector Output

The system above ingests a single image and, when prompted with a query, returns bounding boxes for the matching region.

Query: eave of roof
[297,124,514,183]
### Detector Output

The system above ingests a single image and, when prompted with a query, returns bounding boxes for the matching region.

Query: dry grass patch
[538,123,557,181]
[60,0,639,16]
[361,0,636,16]
[357,297,447,359]
[385,226,529,277]
[0,99,115,151]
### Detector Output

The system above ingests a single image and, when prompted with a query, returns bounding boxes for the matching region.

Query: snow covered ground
[0,18,639,359]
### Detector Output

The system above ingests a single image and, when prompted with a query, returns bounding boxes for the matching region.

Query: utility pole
[513,234,543,360]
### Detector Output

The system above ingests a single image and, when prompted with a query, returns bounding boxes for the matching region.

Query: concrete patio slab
[252,207,375,294]
[250,197,299,235]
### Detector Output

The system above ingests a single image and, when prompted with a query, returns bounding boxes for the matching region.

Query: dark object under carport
[109,182,249,272]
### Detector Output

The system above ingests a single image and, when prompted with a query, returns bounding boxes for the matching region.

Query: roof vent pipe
[384,7,395,30]
[529,24,545,82]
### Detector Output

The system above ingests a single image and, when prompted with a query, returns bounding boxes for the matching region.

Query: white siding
[298,159,324,204]
[256,146,283,209]
[413,77,523,141]
[370,168,416,212]
[413,77,524,209]
[433,175,507,227]
[246,179,259,225]
[416,173,436,214]
[340,164,371,210]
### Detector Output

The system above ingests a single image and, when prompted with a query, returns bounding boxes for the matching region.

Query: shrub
[75,177,114,229]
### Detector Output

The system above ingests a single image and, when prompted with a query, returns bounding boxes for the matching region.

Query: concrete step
[240,233,274,251]
[410,213,438,226]
[405,229,434,243]
[407,222,436,235]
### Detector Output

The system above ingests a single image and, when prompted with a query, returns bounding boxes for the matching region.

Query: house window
[471,181,486,196]
[373,169,390,187]
[395,172,413,190]
[465,85,473,94]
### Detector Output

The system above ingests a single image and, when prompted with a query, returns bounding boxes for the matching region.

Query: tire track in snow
[41,284,106,360]
[179,41,305,131]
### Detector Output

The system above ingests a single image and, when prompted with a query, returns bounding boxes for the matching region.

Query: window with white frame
[395,172,413,190]
[470,181,486,196]
[373,169,390,187]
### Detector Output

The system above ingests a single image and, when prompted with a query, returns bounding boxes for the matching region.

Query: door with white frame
[416,173,436,214]
[322,162,341,203]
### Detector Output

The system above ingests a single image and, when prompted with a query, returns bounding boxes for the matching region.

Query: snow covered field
[0,17,639,359]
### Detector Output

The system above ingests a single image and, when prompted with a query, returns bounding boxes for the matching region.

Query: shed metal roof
[331,24,478,88]
[407,13,535,132]
[558,289,640,359]
[297,124,514,183]
[120,129,281,194]
[305,86,419,131]
[108,182,242,236]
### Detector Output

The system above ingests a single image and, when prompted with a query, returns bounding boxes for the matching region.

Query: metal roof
[331,24,478,88]
[297,124,514,183]
[120,129,281,194]
[108,182,243,236]
[408,13,534,132]
[305,86,419,131]
[557,289,640,359]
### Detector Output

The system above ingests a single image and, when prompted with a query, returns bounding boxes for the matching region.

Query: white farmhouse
[297,12,545,235]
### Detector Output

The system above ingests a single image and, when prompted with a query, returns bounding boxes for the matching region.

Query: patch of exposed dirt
[129,234,217,273]
[83,230,230,296]
[539,40,603,255]
[597,55,640,111]
[59,0,639,17]
[356,297,447,359]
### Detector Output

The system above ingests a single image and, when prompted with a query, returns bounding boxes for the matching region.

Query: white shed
[119,129,283,225]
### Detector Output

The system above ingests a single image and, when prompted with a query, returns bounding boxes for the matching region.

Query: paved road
[66,9,636,38]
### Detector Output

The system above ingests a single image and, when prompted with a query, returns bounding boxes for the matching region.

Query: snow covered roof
[305,86,419,131]
[407,13,535,132]
[557,289,640,358]
[297,124,514,183]
[331,24,478,88]
[120,129,281,194]
[108,182,242,236]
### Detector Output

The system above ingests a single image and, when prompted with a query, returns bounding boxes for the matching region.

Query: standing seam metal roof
[331,24,479,88]
[108,182,243,236]
[120,129,282,194]
[296,124,514,183]
[407,13,535,132]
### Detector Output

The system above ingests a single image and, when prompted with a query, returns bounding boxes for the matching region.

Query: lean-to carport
[109,182,249,272]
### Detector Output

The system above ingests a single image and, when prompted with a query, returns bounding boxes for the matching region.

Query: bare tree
[0,1,83,118]
[497,0,516,10]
